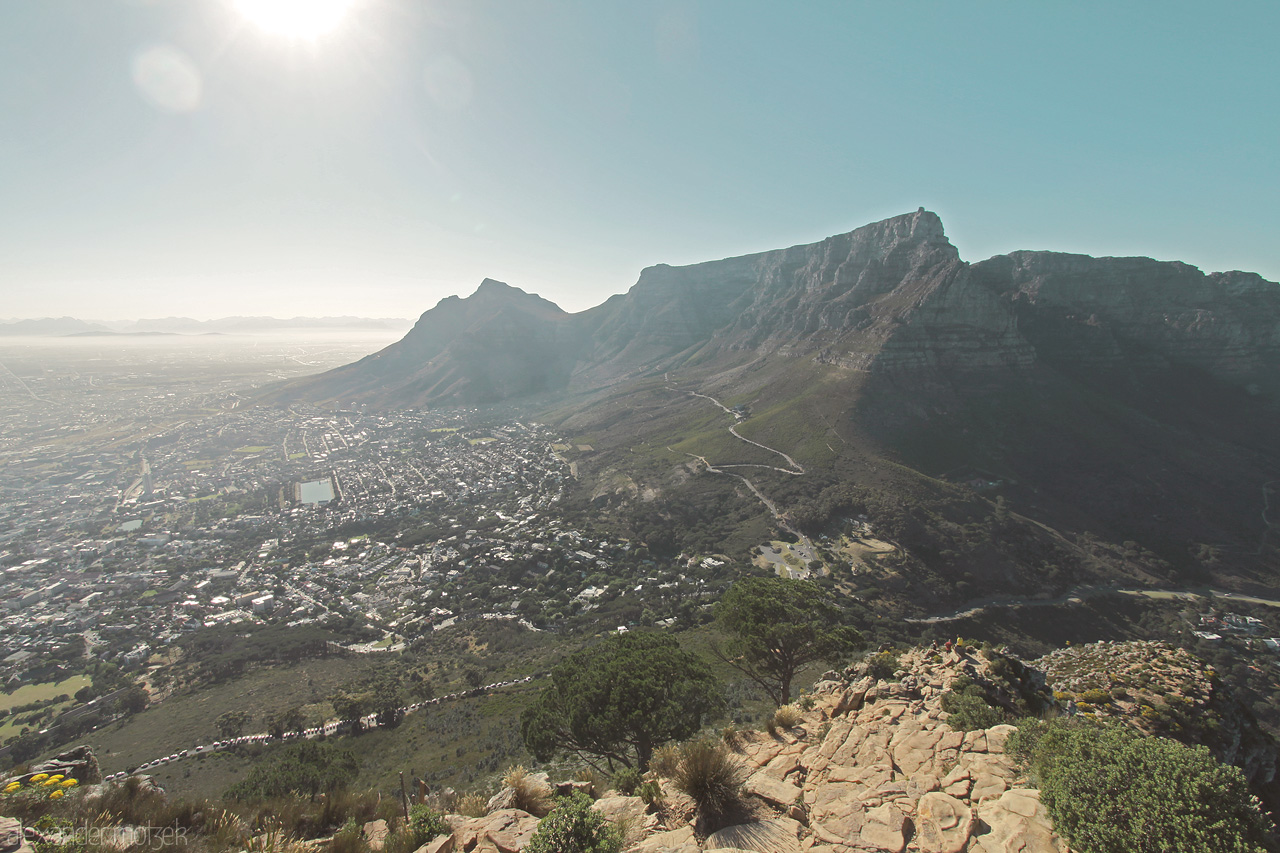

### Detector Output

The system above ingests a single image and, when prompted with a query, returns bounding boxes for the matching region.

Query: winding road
[103,675,543,782]
[671,385,811,547]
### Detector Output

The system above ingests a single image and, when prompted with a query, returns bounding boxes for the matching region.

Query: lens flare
[234,0,360,39]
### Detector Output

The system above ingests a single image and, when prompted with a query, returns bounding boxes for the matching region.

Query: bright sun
[235,0,360,39]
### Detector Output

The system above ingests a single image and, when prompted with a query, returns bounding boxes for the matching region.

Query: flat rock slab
[705,817,803,853]
[915,792,974,853]
[629,825,696,853]
[745,770,802,807]
[973,789,1068,853]
[858,803,906,853]
[454,809,539,853]
[592,795,658,834]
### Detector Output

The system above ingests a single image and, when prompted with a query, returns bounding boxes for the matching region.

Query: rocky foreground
[436,645,1066,853]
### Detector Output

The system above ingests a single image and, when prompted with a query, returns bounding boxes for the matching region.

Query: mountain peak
[475,278,518,294]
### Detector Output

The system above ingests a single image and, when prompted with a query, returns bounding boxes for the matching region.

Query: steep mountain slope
[275,279,581,406]
[271,211,1280,605]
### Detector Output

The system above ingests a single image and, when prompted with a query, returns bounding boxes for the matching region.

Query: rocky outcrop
[16,745,100,785]
[526,646,1069,853]
[972,252,1280,393]
[1034,640,1280,807]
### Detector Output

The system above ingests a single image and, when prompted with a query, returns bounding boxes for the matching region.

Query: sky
[2,0,1278,321]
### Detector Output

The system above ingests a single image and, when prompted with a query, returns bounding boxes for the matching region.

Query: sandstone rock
[745,770,802,807]
[986,724,1017,754]
[914,792,973,853]
[967,772,1007,803]
[591,795,657,835]
[629,825,696,853]
[972,789,1067,853]
[858,803,906,853]
[26,746,100,785]
[363,820,390,852]
[0,818,21,853]
[705,818,803,853]
[486,787,517,813]
[453,810,538,853]
[416,835,454,853]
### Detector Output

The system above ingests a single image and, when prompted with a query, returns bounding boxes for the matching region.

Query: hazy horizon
[4,1,1278,321]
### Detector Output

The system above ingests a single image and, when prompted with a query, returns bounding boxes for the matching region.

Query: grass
[0,676,91,713]
[235,446,271,454]
[0,676,91,742]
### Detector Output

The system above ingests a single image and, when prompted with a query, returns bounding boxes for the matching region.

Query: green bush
[636,780,663,808]
[523,793,621,853]
[865,650,899,681]
[1029,720,1270,853]
[612,767,642,796]
[407,804,450,846]
[941,679,1005,732]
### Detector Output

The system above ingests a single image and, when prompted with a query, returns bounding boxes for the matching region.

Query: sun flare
[234,0,360,39]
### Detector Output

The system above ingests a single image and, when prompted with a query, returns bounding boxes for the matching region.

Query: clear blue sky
[2,0,1277,320]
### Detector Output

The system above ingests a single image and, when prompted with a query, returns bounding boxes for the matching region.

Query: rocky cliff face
[278,210,1279,408]
[972,253,1280,394]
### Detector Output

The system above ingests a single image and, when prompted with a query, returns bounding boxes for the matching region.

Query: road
[671,383,812,549]
[104,675,543,782]
[906,584,1280,624]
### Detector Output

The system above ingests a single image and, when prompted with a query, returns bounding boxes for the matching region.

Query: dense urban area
[0,336,747,763]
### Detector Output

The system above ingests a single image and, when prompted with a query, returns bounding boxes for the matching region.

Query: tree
[1029,720,1270,853]
[117,684,149,715]
[713,576,863,706]
[216,709,251,738]
[521,632,721,771]
[330,691,368,732]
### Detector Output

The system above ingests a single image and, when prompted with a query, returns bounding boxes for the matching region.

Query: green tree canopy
[521,632,721,771]
[1029,720,1271,853]
[714,576,863,705]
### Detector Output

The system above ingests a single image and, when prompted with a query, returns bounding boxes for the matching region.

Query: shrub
[611,767,642,796]
[636,781,663,808]
[772,704,804,729]
[1031,720,1271,853]
[523,792,621,853]
[407,804,450,846]
[456,793,488,818]
[865,650,899,681]
[671,739,746,822]
[649,743,681,778]
[575,768,606,799]
[941,689,1004,731]
[1080,689,1110,705]
[329,820,368,853]
[501,765,552,816]
[721,723,743,750]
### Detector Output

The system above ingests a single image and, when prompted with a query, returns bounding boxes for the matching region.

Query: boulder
[744,771,802,808]
[24,746,100,785]
[415,835,454,853]
[858,803,906,853]
[704,817,803,853]
[914,792,974,853]
[363,819,390,852]
[628,825,697,853]
[972,789,1068,853]
[0,818,21,853]
[591,795,658,835]
[453,810,538,853]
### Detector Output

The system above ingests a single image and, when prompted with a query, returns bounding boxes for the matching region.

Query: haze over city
[4,0,1278,321]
